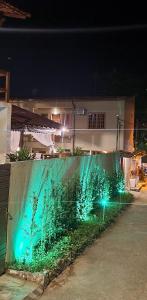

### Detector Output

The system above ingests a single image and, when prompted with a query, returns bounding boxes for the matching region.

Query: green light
[118,189,125,194]
[100,198,109,207]
[12,154,125,265]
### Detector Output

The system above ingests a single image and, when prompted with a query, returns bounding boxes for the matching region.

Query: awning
[0,1,30,19]
[11,105,62,131]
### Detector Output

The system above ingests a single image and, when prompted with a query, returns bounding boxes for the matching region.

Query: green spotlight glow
[118,189,125,194]
[12,154,125,265]
[100,198,109,207]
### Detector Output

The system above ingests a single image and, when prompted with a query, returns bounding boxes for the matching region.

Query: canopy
[0,1,30,19]
[11,105,61,131]
[11,131,54,153]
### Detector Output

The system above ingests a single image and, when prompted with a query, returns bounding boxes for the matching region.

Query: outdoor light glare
[118,189,125,194]
[100,198,109,207]
[52,107,59,115]
[62,126,67,132]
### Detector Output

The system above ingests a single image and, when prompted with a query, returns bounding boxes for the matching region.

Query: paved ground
[40,190,147,300]
[0,274,37,300]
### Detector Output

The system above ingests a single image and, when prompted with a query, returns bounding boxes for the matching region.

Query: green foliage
[109,169,125,197]
[7,153,17,162]
[7,148,33,162]
[76,173,93,220]
[13,154,126,266]
[17,148,33,161]
[10,193,133,272]
[136,141,147,153]
[57,146,65,153]
[116,169,125,193]
[73,147,83,156]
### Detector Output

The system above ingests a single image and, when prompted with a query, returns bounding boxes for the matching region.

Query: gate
[0,164,10,275]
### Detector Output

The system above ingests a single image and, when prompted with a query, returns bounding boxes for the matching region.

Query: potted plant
[57,146,65,158]
[73,147,83,156]
[129,170,136,189]
[7,148,34,162]
[7,153,17,162]
[57,146,71,158]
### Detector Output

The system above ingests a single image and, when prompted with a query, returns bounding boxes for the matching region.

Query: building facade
[0,101,11,163]
[11,97,135,154]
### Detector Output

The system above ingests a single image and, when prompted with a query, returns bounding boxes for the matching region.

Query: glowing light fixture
[100,198,109,207]
[61,126,68,132]
[52,107,59,115]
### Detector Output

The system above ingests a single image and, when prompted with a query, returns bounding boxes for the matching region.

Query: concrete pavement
[0,274,37,300]
[40,190,147,300]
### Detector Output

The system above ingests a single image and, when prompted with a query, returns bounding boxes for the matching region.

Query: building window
[88,112,105,129]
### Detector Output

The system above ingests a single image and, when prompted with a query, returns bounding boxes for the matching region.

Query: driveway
[40,190,147,300]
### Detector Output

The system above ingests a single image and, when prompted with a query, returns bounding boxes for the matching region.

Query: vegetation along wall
[6,153,124,265]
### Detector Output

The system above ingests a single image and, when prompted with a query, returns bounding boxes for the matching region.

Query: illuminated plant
[13,153,126,266]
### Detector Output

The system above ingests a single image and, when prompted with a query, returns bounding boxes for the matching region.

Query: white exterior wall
[73,100,124,152]
[0,102,11,163]
[11,97,134,153]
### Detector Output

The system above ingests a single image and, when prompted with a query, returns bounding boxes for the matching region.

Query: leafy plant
[17,148,33,161]
[11,153,127,267]
[7,153,17,162]
[7,148,33,162]
[73,147,83,156]
[9,192,133,272]
[57,146,65,153]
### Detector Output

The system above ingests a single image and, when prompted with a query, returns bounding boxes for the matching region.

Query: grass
[9,192,133,273]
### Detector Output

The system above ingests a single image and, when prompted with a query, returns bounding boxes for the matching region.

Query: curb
[7,269,45,300]
[23,282,44,300]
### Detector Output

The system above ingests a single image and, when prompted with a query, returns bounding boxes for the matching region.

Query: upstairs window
[88,112,105,129]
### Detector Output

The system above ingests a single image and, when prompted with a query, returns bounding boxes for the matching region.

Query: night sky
[0,1,147,100]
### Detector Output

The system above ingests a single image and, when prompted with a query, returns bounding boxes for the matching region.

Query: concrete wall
[73,100,124,152]
[0,102,11,164]
[11,97,134,153]
[6,153,120,263]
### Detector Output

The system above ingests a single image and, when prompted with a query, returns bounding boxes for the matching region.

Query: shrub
[7,148,33,162]
[73,147,83,156]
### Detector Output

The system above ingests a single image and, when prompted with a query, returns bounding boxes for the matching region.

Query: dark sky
[5,1,147,28]
[0,1,147,99]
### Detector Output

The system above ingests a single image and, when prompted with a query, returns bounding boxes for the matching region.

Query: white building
[0,102,11,163]
[11,97,135,154]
